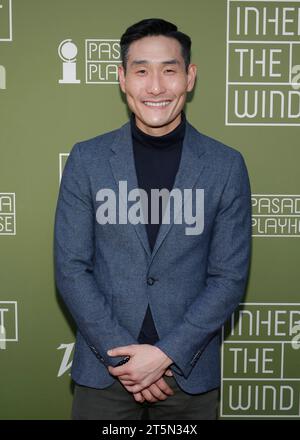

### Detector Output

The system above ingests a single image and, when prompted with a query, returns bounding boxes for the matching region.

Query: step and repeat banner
[0,0,299,419]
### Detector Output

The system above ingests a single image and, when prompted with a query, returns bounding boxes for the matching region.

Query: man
[54,18,252,420]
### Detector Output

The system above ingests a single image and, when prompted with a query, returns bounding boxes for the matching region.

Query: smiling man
[118,33,195,136]
[54,18,252,420]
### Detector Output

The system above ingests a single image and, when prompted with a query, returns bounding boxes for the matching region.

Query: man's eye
[137,70,146,74]
[165,69,175,73]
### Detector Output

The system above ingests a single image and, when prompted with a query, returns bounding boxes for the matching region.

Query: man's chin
[140,117,173,129]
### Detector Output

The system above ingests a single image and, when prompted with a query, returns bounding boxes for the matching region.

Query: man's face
[118,35,197,136]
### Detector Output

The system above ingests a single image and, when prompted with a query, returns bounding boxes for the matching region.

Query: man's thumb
[164,368,173,376]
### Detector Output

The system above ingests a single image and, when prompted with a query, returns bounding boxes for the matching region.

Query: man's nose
[146,73,166,95]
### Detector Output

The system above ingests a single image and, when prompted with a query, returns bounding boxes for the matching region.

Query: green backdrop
[0,0,299,419]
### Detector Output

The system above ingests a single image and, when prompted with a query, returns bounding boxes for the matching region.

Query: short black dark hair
[120,18,191,74]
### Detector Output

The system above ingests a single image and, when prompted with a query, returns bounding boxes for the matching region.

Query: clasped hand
[107,344,175,403]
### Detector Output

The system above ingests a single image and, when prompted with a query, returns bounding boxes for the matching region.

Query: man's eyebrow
[130,59,181,67]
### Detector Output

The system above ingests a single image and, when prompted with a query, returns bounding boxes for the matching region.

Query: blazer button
[147,277,156,286]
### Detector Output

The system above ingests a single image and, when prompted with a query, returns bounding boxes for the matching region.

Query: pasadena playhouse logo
[58,38,120,84]
[221,302,300,418]
[226,0,300,125]
[0,0,13,90]
[252,194,300,236]
[0,193,16,235]
[0,301,18,350]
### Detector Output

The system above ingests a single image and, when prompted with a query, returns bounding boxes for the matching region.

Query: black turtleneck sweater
[130,111,186,345]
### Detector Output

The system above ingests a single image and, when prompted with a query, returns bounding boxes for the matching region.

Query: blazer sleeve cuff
[154,338,195,379]
[154,318,217,379]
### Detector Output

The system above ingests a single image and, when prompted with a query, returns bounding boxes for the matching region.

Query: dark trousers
[71,375,219,420]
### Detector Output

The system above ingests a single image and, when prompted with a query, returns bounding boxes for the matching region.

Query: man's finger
[124,383,144,393]
[155,377,174,396]
[119,379,145,402]
[147,383,169,400]
[119,378,136,386]
[107,345,135,357]
[133,392,145,403]
[141,388,159,403]
[108,367,132,379]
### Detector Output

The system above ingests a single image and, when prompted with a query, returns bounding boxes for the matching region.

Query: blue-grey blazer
[54,119,252,394]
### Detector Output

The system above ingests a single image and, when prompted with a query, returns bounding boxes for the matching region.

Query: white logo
[226,0,300,125]
[252,194,300,237]
[57,342,74,377]
[85,39,121,84]
[58,39,80,84]
[221,302,300,417]
[0,0,12,42]
[0,65,5,89]
[57,38,121,85]
[0,301,18,350]
[0,193,16,235]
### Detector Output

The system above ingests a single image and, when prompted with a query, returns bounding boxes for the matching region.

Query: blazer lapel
[109,119,207,263]
[149,121,206,264]
[109,122,152,258]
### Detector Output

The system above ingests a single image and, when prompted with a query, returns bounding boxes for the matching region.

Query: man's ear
[187,63,197,92]
[118,65,126,93]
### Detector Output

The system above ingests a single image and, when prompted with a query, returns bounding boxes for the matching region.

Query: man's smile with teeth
[143,101,171,107]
